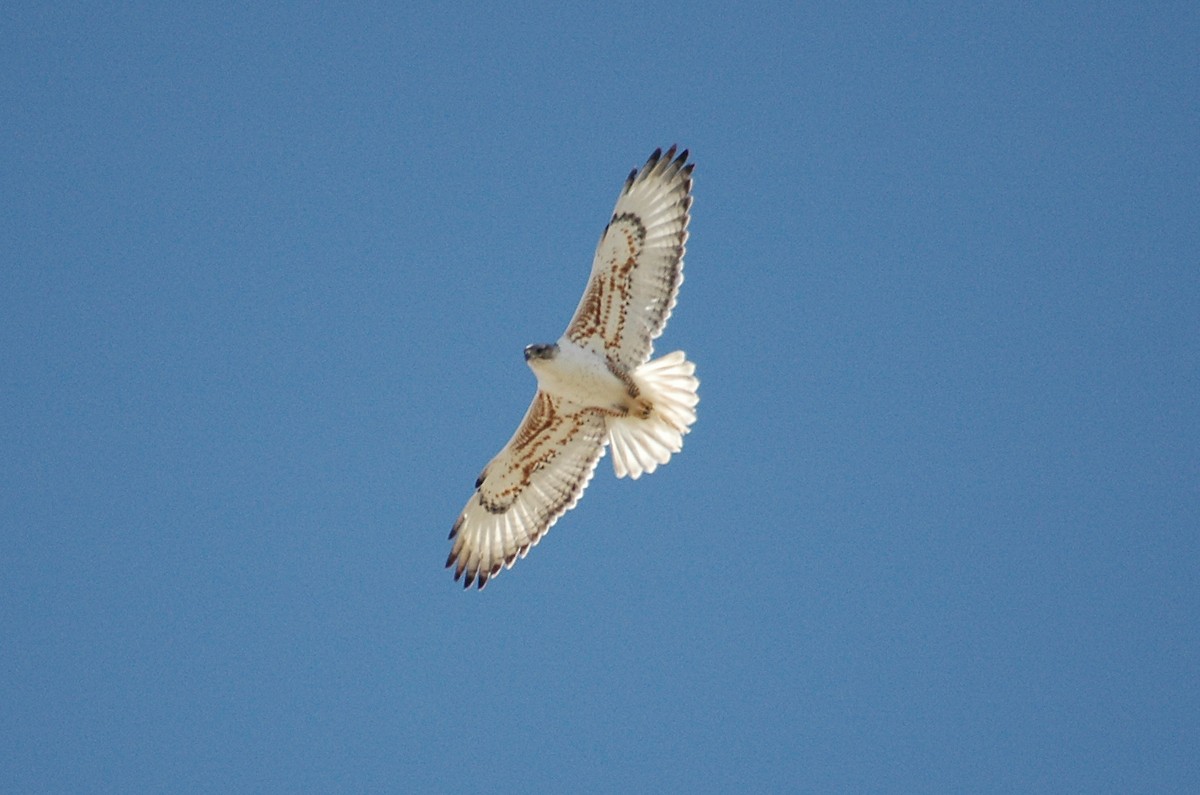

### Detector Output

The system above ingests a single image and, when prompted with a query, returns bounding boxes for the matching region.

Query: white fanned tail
[607,350,699,479]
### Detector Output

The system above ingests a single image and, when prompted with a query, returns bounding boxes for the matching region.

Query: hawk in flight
[447,146,699,589]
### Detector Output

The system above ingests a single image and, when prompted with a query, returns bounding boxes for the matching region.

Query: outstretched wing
[565,146,693,369]
[447,392,607,589]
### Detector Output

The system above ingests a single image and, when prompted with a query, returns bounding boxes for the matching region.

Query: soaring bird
[447,146,699,589]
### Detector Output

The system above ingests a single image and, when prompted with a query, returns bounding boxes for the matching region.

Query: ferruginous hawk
[446,146,699,589]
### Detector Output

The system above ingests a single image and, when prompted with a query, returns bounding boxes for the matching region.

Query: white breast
[529,339,629,410]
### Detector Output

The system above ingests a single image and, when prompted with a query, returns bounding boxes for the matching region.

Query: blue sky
[3,3,1197,791]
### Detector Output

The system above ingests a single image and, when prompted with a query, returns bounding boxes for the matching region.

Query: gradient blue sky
[3,3,1198,791]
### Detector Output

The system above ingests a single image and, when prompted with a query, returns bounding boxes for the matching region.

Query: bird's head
[523,343,559,363]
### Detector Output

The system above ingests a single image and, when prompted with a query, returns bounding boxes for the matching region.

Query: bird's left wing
[565,146,693,369]
[447,391,607,589]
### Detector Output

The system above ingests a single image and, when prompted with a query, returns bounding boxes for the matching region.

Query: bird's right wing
[447,391,607,589]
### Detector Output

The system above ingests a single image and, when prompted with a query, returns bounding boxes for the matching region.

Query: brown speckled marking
[528,413,597,490]
[607,216,644,351]
[604,358,639,397]
[478,398,599,515]
[603,359,653,418]
[570,278,604,342]
[448,406,607,589]
[480,393,559,513]
[567,212,646,356]
[511,392,556,452]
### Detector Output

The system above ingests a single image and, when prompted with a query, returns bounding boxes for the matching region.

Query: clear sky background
[3,3,1197,792]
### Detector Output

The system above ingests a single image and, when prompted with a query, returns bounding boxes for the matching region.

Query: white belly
[529,339,630,411]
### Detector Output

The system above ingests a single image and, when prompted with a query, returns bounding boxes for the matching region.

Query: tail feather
[608,351,699,479]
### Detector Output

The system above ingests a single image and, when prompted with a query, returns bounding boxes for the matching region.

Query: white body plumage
[525,339,634,415]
